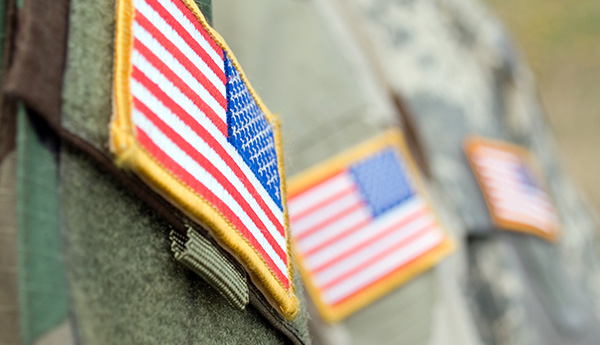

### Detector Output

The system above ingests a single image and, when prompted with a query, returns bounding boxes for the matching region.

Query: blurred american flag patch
[287,131,453,321]
[465,137,559,241]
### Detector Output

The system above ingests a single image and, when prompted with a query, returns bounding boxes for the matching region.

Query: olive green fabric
[0,150,20,345]
[194,0,212,25]
[16,105,70,345]
[61,0,115,152]
[170,227,250,310]
[60,145,288,345]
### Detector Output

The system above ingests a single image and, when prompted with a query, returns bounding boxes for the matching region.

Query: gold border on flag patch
[464,136,560,242]
[287,129,454,322]
[110,0,299,318]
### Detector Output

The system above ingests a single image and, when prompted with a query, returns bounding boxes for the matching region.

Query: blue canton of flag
[350,149,414,217]
[225,55,282,209]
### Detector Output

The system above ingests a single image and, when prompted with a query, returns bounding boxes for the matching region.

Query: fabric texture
[16,105,72,345]
[0,5,19,344]
[170,226,250,309]
[0,0,17,163]
[193,0,211,25]
[0,150,20,345]
[61,0,115,152]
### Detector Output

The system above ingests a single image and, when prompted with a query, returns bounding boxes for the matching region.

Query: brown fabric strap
[0,0,18,164]
[3,0,69,125]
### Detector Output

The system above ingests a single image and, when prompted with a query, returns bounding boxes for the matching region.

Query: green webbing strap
[16,104,69,345]
[170,225,249,310]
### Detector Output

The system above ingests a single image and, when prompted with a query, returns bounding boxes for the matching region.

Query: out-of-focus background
[487,0,600,209]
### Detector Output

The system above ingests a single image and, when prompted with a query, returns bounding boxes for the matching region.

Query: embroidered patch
[111,0,298,318]
[287,130,454,322]
[464,136,560,241]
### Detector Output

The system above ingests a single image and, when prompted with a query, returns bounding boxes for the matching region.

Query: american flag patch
[287,130,453,321]
[111,0,298,318]
[465,137,560,241]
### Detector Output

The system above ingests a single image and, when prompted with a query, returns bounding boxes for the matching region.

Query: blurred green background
[488,0,600,210]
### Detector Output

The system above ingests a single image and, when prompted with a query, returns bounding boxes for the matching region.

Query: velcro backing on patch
[464,136,560,241]
[110,0,298,319]
[287,129,454,322]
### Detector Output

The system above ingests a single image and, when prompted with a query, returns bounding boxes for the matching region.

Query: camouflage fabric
[214,0,483,344]
[339,0,600,344]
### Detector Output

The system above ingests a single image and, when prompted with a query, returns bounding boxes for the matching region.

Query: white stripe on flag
[314,213,435,286]
[143,0,225,87]
[132,107,288,276]
[303,198,424,269]
[288,173,355,221]
[488,190,554,216]
[296,207,371,253]
[471,146,558,234]
[323,231,443,305]
[131,50,284,224]
[130,78,286,248]
[292,192,362,235]
[132,16,226,123]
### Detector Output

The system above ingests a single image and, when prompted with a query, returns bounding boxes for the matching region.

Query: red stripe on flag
[303,217,372,257]
[330,235,444,307]
[136,129,290,288]
[311,206,429,273]
[169,0,223,57]
[133,98,288,264]
[147,0,226,85]
[133,41,228,136]
[132,67,286,238]
[320,222,436,292]
[295,201,365,242]
[288,171,346,199]
[135,12,227,109]
[289,186,358,224]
